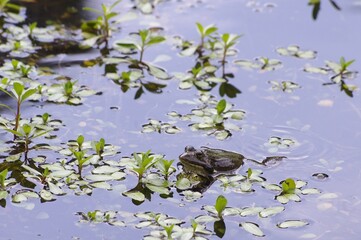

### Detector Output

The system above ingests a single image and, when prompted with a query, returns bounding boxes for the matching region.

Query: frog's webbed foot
[246,156,286,167]
[261,156,286,167]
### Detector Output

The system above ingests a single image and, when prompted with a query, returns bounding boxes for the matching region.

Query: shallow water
[1,0,361,239]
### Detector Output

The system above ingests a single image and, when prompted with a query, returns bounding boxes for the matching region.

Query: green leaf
[29,22,37,32]
[20,88,37,102]
[281,178,296,194]
[216,99,227,115]
[247,168,252,179]
[116,42,137,49]
[4,128,23,137]
[106,12,118,20]
[13,82,24,98]
[196,22,204,35]
[205,26,218,36]
[0,169,8,187]
[139,29,149,44]
[77,135,84,147]
[222,33,230,44]
[215,195,227,218]
[146,36,165,46]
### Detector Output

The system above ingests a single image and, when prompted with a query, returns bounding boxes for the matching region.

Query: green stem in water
[13,99,21,140]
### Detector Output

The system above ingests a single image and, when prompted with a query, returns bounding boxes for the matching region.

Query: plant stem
[14,99,21,139]
[24,138,29,161]
[221,47,227,78]
[78,164,83,179]
[139,47,144,63]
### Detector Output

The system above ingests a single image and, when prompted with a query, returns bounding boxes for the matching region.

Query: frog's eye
[185,146,196,152]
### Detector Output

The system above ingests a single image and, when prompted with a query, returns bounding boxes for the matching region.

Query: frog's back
[202,147,245,172]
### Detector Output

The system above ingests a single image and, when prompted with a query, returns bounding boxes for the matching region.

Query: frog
[179,145,285,177]
[179,146,246,177]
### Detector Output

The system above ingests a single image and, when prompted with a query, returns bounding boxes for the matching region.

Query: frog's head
[179,146,204,162]
[179,146,214,174]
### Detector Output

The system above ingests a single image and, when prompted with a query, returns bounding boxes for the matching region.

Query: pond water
[0,0,361,239]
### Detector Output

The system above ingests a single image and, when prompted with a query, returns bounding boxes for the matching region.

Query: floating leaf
[92,166,120,174]
[90,181,112,190]
[223,207,241,216]
[240,207,264,217]
[301,188,321,195]
[259,206,285,218]
[85,174,116,182]
[277,45,316,59]
[180,46,197,56]
[304,66,328,74]
[277,220,309,229]
[195,215,219,223]
[176,178,191,190]
[240,222,265,237]
[49,170,74,178]
[12,190,39,203]
[48,182,65,195]
[0,191,8,200]
[123,190,145,202]
[147,64,171,80]
[40,190,54,201]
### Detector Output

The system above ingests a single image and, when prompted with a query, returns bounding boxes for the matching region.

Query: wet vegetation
[0,0,359,239]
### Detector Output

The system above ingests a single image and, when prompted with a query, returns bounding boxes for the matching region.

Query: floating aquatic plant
[304,57,358,97]
[173,65,224,91]
[234,57,282,72]
[0,81,36,133]
[218,168,265,193]
[46,80,98,105]
[269,80,301,93]
[104,28,170,98]
[120,151,175,202]
[81,0,132,48]
[276,45,317,59]
[174,23,241,97]
[141,119,181,134]
[169,95,246,140]
[0,59,37,81]
[77,210,125,226]
[174,22,217,59]
[264,178,321,204]
[112,28,170,78]
[264,136,298,153]
[0,0,24,23]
